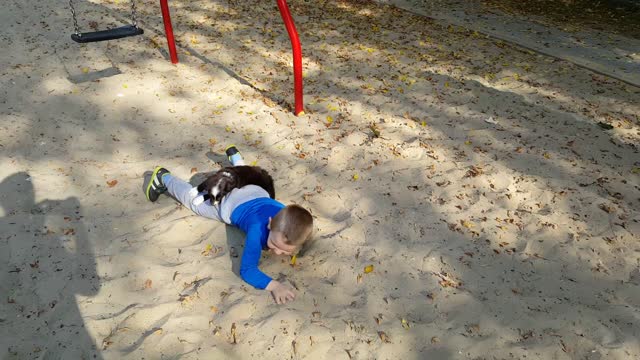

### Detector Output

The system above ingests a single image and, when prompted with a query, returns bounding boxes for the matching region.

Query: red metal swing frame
[158,0,304,115]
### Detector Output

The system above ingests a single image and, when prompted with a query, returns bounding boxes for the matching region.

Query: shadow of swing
[67,66,123,84]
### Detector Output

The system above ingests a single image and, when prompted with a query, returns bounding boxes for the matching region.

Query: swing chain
[130,0,139,28]
[68,0,81,35]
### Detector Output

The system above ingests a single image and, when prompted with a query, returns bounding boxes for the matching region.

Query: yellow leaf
[464,140,472,145]
[401,318,410,329]
[290,255,297,266]
[81,67,89,73]
[364,265,374,273]
[210,305,219,313]
[225,126,231,132]
[352,173,359,181]
[461,220,474,229]
[444,82,450,88]
[543,152,551,159]
[632,167,640,174]
[123,84,128,89]
[420,121,426,127]
[326,115,333,124]
[202,244,213,256]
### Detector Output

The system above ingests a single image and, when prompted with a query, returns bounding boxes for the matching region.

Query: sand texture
[1,0,639,359]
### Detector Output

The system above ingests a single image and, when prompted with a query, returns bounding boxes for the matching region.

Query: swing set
[68,0,304,115]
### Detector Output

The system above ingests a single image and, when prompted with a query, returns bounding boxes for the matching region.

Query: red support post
[276,0,304,116]
[160,0,179,64]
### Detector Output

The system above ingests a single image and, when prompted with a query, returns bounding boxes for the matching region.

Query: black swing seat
[71,25,143,43]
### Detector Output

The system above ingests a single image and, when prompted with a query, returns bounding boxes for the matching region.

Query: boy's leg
[162,173,224,221]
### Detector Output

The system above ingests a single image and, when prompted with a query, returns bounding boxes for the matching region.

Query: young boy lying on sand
[143,146,313,304]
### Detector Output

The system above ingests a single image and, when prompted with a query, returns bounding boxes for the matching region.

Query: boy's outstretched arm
[240,226,296,304]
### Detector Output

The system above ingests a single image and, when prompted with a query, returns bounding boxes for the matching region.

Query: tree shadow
[0,172,102,359]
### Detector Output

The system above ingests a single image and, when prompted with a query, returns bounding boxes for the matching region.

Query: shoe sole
[146,166,164,201]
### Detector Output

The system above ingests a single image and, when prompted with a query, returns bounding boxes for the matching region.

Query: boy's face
[266,230,297,256]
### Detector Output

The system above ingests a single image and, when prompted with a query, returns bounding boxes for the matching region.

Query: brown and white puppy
[191,166,275,205]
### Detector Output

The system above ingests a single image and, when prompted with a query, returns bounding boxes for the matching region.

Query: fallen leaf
[543,152,551,159]
[431,336,440,344]
[364,265,374,273]
[144,279,152,289]
[231,323,237,344]
[352,173,359,181]
[210,305,218,313]
[357,274,363,284]
[597,122,614,130]
[461,220,474,229]
[190,167,198,174]
[401,318,410,329]
[378,331,391,343]
[369,122,381,137]
[290,255,297,266]
[202,244,213,256]
[106,179,118,187]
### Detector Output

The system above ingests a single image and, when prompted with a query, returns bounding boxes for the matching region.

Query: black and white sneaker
[225,145,245,166]
[145,167,170,202]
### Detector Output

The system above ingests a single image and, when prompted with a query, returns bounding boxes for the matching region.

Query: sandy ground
[1,0,640,359]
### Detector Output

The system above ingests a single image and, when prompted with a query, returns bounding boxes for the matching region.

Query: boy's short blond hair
[270,204,313,246]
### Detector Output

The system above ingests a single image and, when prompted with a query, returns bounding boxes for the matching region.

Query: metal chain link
[68,0,81,35]
[130,0,138,27]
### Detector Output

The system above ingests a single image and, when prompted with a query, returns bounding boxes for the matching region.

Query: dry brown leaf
[144,279,152,289]
[191,167,198,174]
[107,179,118,187]
[378,331,391,343]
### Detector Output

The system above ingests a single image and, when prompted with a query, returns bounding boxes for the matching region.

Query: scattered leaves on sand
[597,122,614,130]
[369,122,381,138]
[378,331,391,343]
[464,166,483,178]
[106,179,118,187]
[230,323,237,344]
[598,203,614,213]
[434,271,462,288]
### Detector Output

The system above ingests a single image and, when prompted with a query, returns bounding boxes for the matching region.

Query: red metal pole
[276,0,304,116]
[160,0,179,64]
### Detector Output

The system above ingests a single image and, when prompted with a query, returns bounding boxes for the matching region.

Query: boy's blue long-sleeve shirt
[230,197,285,289]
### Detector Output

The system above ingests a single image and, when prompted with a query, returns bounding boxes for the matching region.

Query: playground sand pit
[1,0,640,359]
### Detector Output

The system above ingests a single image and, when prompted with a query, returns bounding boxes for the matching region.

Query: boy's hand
[266,280,296,304]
